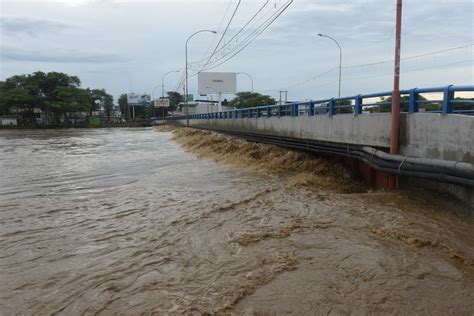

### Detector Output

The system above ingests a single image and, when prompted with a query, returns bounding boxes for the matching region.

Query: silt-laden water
[0,127,473,314]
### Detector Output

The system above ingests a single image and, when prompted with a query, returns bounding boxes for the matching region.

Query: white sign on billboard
[127,93,151,106]
[198,72,237,94]
[154,98,170,108]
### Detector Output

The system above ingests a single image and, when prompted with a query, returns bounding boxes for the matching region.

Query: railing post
[267,106,271,118]
[408,88,418,113]
[256,108,260,118]
[293,103,299,117]
[354,95,363,115]
[308,100,314,116]
[329,98,335,116]
[278,104,282,118]
[442,85,454,115]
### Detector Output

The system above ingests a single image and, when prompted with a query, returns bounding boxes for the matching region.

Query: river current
[0,127,473,314]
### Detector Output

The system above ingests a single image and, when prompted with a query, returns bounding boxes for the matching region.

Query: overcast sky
[1,0,473,102]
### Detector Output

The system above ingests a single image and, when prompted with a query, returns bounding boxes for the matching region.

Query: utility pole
[279,90,288,104]
[389,0,403,188]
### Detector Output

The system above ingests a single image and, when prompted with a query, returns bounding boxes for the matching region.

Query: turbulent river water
[0,127,473,315]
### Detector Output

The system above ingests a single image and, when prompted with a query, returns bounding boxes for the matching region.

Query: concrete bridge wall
[176,112,473,164]
[400,113,474,164]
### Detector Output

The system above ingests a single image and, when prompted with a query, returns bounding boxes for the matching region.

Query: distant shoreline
[0,123,152,130]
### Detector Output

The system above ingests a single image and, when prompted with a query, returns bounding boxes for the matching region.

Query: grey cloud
[0,17,72,37]
[0,47,130,64]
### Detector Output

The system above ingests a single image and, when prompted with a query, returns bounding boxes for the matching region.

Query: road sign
[154,98,170,108]
[187,94,193,102]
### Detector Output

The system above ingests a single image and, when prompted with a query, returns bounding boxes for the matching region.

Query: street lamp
[318,33,342,97]
[161,70,180,98]
[185,29,217,127]
[237,72,254,92]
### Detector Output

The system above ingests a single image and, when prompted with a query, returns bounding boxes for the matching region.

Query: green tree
[1,75,38,122]
[166,91,183,111]
[334,100,353,114]
[0,81,7,115]
[36,71,81,114]
[229,92,275,109]
[53,86,90,124]
[143,102,155,120]
[87,88,112,117]
[0,71,113,125]
[103,94,114,122]
[118,93,128,118]
[374,95,428,112]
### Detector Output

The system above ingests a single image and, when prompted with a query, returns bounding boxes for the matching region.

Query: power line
[279,59,474,96]
[201,0,242,70]
[189,0,280,68]
[202,0,235,59]
[341,59,474,82]
[196,0,293,72]
[189,0,292,72]
[343,44,473,69]
[265,44,473,92]
[261,67,339,93]
[193,0,271,69]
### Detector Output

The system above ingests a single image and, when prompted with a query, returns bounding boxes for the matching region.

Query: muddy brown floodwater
[0,127,473,315]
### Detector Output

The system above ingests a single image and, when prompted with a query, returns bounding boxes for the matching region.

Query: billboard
[154,98,170,108]
[198,72,237,94]
[127,93,151,106]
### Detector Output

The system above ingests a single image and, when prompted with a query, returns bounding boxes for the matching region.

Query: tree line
[0,70,301,123]
[0,71,114,125]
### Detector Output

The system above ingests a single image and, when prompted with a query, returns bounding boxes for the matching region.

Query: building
[0,116,18,126]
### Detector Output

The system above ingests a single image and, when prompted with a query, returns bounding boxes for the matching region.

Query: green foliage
[0,71,114,125]
[118,94,128,114]
[166,91,182,111]
[453,97,474,111]
[87,88,113,116]
[374,95,428,112]
[229,92,275,109]
[55,86,90,113]
[334,100,353,114]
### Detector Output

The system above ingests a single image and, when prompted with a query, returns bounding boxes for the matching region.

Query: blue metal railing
[166,85,474,121]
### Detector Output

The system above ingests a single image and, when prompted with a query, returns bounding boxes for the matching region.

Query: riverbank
[0,122,152,129]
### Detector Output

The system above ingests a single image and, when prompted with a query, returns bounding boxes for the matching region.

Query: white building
[0,116,18,126]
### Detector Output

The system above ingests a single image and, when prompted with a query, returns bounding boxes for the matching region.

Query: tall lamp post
[162,70,180,98]
[237,72,254,92]
[185,29,217,127]
[318,33,342,97]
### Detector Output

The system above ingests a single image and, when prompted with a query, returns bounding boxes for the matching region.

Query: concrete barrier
[176,112,473,164]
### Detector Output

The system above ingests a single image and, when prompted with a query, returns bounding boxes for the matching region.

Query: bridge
[166,85,474,209]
